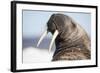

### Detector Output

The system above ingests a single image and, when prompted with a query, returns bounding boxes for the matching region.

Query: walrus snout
[47,19,57,34]
[47,14,67,33]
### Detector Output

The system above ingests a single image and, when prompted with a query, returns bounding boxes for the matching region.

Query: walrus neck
[53,25,90,57]
[55,36,82,50]
[55,27,79,50]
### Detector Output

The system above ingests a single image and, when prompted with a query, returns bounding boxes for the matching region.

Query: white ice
[23,47,54,63]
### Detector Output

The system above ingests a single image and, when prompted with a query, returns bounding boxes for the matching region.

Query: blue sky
[22,10,91,38]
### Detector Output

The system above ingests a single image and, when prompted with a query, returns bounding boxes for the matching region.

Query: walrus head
[37,13,78,52]
[37,13,90,60]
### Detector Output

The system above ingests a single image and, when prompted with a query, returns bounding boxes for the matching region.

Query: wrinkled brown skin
[47,14,91,61]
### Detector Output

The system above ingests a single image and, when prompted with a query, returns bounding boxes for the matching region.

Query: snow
[23,47,54,63]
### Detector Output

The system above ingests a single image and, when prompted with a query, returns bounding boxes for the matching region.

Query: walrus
[37,13,91,61]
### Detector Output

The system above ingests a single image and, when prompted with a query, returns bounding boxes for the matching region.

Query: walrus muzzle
[37,13,91,61]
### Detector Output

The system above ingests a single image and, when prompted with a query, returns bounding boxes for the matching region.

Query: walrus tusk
[37,30,48,47]
[37,30,59,52]
[49,30,59,52]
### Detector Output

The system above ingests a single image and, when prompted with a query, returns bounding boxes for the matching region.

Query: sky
[22,10,91,38]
